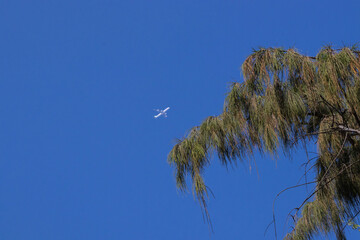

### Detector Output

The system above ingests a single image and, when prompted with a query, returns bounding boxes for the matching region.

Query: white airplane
[154,107,170,118]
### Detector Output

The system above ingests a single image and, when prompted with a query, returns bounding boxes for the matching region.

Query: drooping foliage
[168,46,360,239]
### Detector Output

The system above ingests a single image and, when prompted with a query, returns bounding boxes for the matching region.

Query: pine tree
[168,46,360,239]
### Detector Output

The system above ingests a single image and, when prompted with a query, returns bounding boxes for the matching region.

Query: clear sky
[0,0,360,239]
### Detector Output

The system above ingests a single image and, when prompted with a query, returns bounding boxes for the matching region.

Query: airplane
[154,107,170,118]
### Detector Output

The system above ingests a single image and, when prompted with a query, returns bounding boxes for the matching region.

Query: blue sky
[0,0,360,239]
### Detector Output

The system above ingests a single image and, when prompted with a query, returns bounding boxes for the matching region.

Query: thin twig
[341,209,360,233]
[272,180,317,239]
[289,158,360,236]
[318,133,348,188]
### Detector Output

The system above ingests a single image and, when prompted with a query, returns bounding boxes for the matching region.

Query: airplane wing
[154,113,162,118]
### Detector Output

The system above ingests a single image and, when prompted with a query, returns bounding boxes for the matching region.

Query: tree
[168,46,360,239]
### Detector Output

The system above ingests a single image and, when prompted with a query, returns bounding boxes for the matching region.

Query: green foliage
[348,221,360,231]
[168,46,360,239]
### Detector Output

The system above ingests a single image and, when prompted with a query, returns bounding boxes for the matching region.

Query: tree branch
[336,125,360,135]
